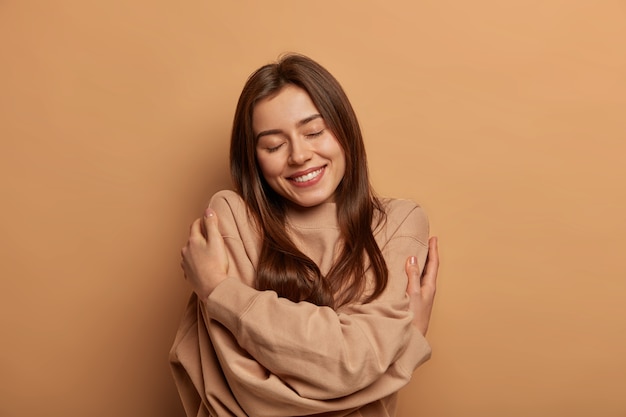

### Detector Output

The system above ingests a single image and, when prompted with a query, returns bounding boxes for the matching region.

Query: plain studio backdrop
[1,1,625,416]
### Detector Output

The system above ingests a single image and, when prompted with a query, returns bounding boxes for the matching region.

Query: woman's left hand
[180,208,229,301]
[405,236,439,336]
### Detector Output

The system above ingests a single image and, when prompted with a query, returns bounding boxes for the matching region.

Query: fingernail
[205,208,215,217]
[409,256,417,265]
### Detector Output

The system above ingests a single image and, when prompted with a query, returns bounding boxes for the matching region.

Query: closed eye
[266,143,284,153]
[306,129,324,138]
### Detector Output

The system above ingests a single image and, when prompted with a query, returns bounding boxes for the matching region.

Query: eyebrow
[255,113,322,141]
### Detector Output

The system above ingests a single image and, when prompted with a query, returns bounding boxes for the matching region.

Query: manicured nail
[409,256,417,265]
[205,208,215,217]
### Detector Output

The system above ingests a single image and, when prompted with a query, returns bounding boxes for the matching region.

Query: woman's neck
[285,201,339,229]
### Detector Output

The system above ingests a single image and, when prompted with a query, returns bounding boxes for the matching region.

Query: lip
[287,165,326,187]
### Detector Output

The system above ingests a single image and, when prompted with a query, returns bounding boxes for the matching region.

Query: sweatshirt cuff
[205,276,260,334]
[398,328,432,376]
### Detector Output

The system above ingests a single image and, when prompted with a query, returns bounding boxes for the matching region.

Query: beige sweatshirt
[170,190,431,417]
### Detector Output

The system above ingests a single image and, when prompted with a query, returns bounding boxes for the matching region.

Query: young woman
[171,54,439,417]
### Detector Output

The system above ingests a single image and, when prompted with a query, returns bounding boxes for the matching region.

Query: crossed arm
[177,204,440,415]
[181,206,439,336]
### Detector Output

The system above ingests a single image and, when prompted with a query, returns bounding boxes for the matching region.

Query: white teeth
[292,168,323,183]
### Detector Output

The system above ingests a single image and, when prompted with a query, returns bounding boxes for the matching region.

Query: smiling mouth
[289,166,325,183]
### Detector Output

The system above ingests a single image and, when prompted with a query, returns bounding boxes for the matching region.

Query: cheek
[330,143,347,173]
[339,152,347,175]
[319,135,343,158]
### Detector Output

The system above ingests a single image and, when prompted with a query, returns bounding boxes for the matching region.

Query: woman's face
[253,85,346,208]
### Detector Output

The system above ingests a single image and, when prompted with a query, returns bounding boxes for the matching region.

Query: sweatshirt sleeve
[203,193,431,414]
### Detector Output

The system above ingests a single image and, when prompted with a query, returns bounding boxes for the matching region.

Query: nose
[288,137,312,165]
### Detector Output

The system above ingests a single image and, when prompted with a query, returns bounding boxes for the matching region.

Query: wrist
[197,273,228,302]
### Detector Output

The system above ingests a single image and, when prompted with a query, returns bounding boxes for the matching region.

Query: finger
[188,218,205,244]
[203,208,220,240]
[405,255,421,296]
[421,237,439,294]
[199,208,210,239]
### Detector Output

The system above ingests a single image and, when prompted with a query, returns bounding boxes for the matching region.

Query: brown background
[1,1,625,416]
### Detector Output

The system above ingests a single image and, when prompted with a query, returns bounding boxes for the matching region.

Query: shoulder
[208,190,255,238]
[377,198,429,246]
[209,190,246,216]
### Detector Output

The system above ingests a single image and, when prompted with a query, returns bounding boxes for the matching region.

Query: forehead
[252,85,321,130]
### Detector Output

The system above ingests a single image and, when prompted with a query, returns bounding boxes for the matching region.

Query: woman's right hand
[405,237,439,336]
[180,208,230,301]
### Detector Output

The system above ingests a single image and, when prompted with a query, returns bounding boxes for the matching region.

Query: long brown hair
[230,53,387,308]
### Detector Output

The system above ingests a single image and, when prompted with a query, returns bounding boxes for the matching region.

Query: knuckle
[407,266,420,276]
[188,235,202,245]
